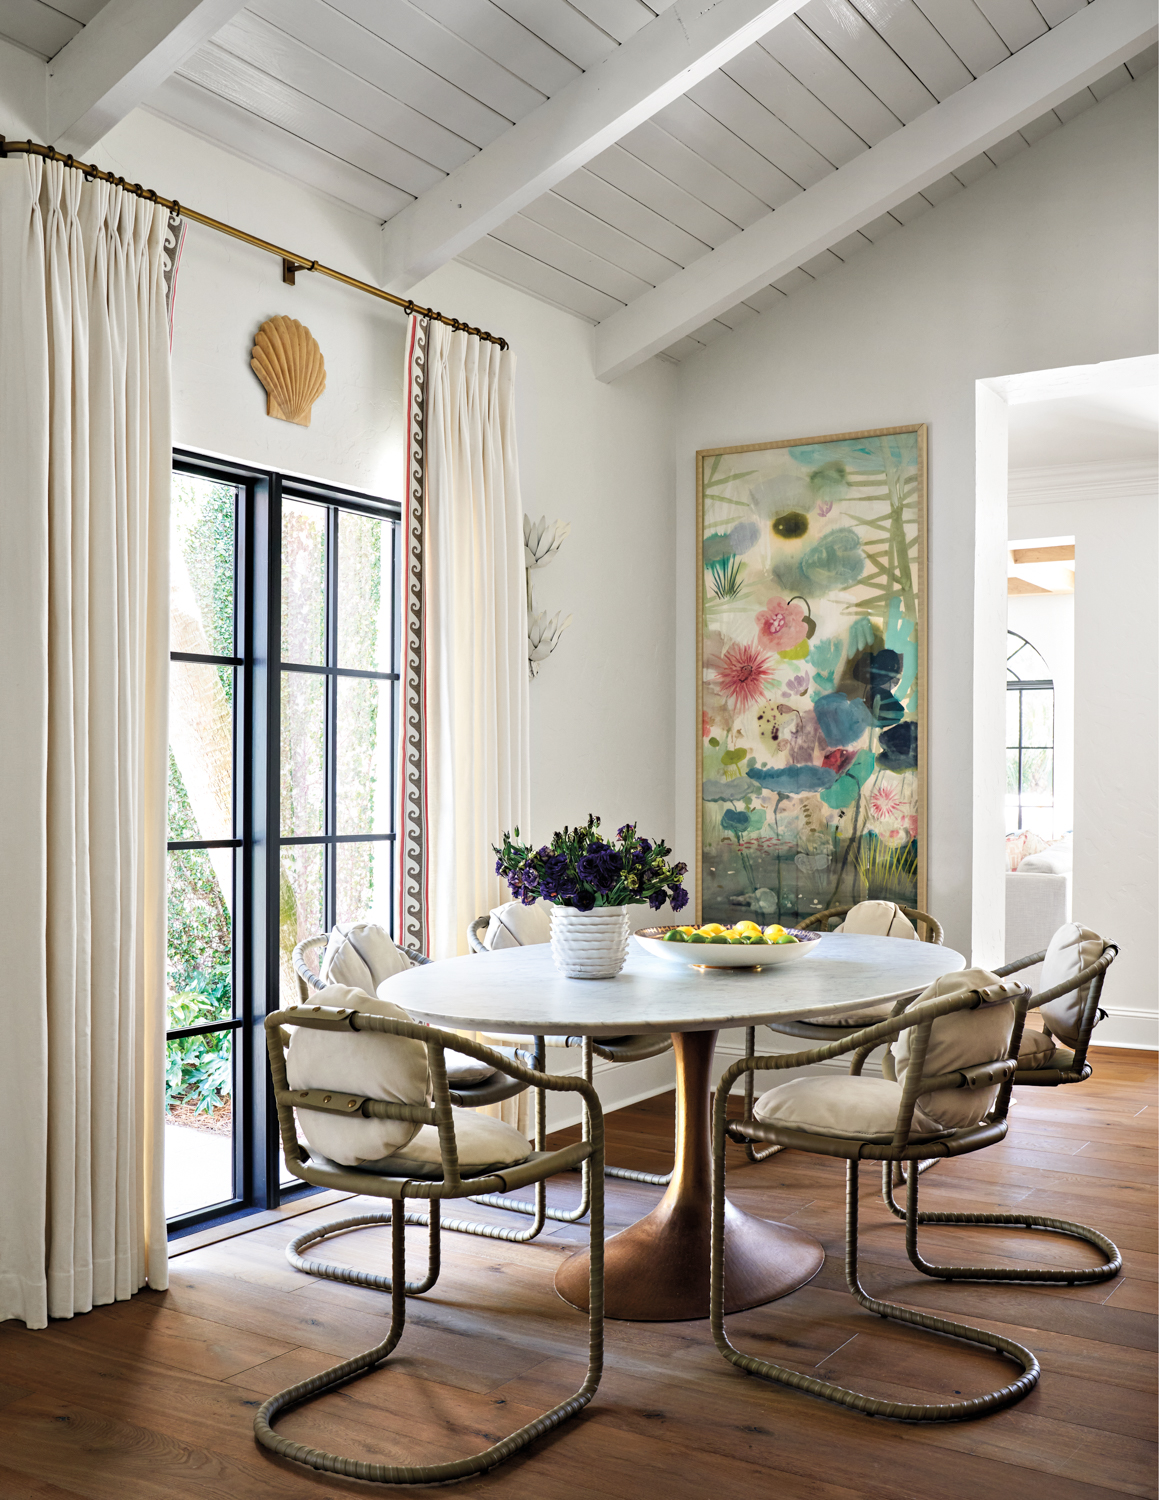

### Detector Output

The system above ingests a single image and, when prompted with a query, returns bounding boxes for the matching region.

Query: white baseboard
[1092,1007,1159,1050]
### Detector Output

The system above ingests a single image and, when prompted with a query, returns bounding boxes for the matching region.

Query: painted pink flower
[702,709,712,740]
[756,596,808,652]
[711,642,773,712]
[869,783,904,825]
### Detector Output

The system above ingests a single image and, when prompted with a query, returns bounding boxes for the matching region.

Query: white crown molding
[1008,459,1159,504]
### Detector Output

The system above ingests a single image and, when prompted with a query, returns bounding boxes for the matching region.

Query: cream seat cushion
[355,1109,532,1180]
[484,900,552,949]
[752,1074,949,1143]
[755,967,1018,1141]
[1037,923,1105,1048]
[286,984,430,1166]
[816,900,920,1024]
[894,968,1018,1129]
[1016,1030,1076,1071]
[322,923,412,992]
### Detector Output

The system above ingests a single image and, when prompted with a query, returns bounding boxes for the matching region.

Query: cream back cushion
[894,968,1019,1129]
[321,923,412,992]
[834,900,918,940]
[484,900,552,950]
[286,983,430,1167]
[1038,923,1105,1047]
[820,901,920,1023]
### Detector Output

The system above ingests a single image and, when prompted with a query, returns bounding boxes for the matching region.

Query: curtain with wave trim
[398,317,531,1130]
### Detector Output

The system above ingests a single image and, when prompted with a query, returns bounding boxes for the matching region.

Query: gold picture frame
[695,425,928,927]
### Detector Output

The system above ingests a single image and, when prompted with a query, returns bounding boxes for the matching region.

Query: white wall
[1009,482,1157,1048]
[80,109,678,876]
[672,72,1158,970]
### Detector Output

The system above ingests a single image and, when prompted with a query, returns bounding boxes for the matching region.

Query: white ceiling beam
[380,0,811,293]
[594,0,1158,381]
[47,0,249,155]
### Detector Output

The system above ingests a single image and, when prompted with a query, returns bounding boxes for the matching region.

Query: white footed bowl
[550,904,631,979]
[633,926,822,970]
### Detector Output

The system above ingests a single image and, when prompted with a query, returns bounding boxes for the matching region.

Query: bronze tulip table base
[555,1029,824,1321]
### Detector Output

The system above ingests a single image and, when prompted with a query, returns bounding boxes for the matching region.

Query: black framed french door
[166,452,400,1234]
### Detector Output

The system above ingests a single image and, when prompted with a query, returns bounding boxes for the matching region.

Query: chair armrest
[993,949,1047,978]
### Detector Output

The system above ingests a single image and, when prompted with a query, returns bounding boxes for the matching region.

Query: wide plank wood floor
[1,1047,1154,1499]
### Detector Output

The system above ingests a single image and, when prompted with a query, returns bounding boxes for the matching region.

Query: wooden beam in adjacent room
[47,0,248,155]
[1011,545,1076,564]
[1008,578,1053,595]
[593,0,1158,381]
[380,0,810,293]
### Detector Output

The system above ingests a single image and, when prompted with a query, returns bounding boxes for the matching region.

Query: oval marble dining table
[389,932,965,1322]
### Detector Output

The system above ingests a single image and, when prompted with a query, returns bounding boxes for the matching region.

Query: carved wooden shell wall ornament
[251,315,326,426]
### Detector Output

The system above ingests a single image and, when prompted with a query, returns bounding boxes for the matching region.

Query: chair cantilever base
[880,1164,1122,1284]
[713,1153,1040,1423]
[255,1200,604,1484]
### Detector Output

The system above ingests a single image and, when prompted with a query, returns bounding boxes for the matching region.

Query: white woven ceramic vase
[549,904,631,979]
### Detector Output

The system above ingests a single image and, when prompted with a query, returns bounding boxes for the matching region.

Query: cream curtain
[0,157,173,1327]
[398,316,531,1130]
[398,315,530,960]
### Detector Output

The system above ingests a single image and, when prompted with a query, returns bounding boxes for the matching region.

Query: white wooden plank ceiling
[4,0,1154,365]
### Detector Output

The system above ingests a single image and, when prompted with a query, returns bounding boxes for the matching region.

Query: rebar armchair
[715,969,1043,1421]
[739,899,945,1166]
[293,928,530,1112]
[257,991,605,1485]
[879,924,1122,1285]
[469,908,676,1199]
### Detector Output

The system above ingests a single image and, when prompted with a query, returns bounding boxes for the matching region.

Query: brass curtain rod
[0,136,508,350]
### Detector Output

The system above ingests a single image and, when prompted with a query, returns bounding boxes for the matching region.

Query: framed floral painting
[696,426,927,927]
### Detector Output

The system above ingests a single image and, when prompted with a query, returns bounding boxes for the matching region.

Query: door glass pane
[171,473,236,658]
[337,676,391,834]
[281,671,325,836]
[337,511,391,673]
[282,498,326,666]
[165,1028,234,1218]
[336,840,393,932]
[167,846,233,1030]
[280,844,325,1007]
[169,662,234,842]
[1020,747,1053,799]
[1021,689,1053,748]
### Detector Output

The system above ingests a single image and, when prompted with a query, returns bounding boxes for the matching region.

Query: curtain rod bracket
[282,257,313,286]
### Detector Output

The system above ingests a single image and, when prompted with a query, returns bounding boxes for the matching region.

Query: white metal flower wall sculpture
[524,514,571,678]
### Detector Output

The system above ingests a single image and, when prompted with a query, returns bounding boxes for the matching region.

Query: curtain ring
[402,299,414,317]
[171,200,181,218]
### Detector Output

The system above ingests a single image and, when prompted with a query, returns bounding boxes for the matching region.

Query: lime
[744,935,768,945]
[687,932,707,944]
[707,934,730,944]
[772,934,798,945]
[663,929,687,943]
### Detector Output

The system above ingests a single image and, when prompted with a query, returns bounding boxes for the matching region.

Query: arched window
[1006,631,1054,834]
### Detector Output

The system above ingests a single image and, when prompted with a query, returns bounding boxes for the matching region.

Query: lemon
[700,923,725,935]
[763,924,785,937]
